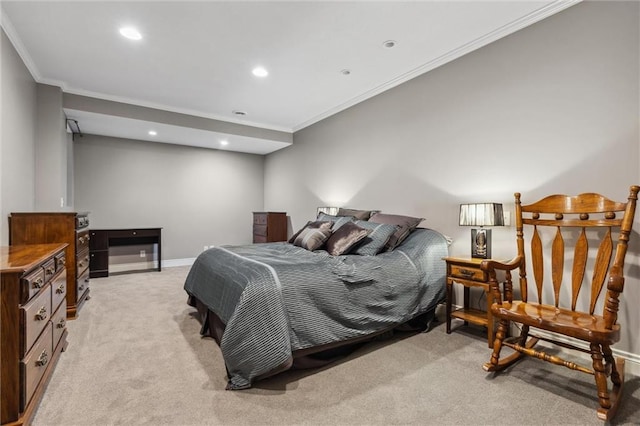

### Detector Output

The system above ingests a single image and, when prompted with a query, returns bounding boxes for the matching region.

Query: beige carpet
[32,266,640,425]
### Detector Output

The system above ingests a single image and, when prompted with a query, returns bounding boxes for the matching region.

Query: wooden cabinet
[9,212,90,319]
[444,256,495,347]
[1,244,68,425]
[252,212,287,243]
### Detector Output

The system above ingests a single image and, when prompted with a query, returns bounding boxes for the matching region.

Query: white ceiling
[1,1,577,154]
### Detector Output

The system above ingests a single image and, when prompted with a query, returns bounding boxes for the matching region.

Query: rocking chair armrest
[481,256,522,304]
[480,255,523,273]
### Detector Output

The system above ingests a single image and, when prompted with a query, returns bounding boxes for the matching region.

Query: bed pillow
[337,208,375,221]
[288,220,332,243]
[325,221,371,256]
[316,213,355,230]
[292,227,332,251]
[350,221,399,256]
[368,212,424,251]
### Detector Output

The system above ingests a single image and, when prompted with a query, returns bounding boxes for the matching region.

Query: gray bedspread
[184,228,448,389]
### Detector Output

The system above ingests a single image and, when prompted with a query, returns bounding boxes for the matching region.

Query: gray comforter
[184,228,448,389]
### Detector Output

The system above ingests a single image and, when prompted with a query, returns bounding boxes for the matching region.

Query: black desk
[89,228,161,278]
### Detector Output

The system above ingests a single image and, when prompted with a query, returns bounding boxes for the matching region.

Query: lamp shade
[459,203,504,227]
[317,206,339,216]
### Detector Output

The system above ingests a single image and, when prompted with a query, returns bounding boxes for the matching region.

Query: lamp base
[471,228,491,259]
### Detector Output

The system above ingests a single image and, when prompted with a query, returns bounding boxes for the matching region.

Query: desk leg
[157,239,161,272]
[446,279,452,334]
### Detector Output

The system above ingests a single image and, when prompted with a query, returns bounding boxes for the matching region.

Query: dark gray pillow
[350,220,399,256]
[337,208,375,221]
[288,220,332,243]
[292,227,332,251]
[325,221,371,256]
[316,213,355,230]
[368,212,424,251]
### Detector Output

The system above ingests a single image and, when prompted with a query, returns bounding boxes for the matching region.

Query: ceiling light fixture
[252,66,268,77]
[341,69,351,76]
[148,130,157,136]
[232,110,247,116]
[220,140,229,146]
[119,27,142,41]
[382,40,397,49]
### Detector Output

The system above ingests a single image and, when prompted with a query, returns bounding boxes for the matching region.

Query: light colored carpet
[33,266,640,425]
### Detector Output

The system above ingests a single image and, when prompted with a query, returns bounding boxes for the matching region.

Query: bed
[184,218,448,390]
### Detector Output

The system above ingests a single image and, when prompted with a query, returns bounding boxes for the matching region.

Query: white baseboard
[163,258,196,268]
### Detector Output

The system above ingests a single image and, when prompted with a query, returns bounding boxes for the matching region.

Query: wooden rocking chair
[481,185,639,421]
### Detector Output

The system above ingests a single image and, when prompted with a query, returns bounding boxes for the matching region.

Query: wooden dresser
[1,244,68,425]
[253,212,287,243]
[9,212,90,319]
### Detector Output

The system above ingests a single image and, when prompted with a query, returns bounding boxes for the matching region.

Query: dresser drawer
[52,299,67,350]
[77,268,90,298]
[253,235,267,244]
[21,323,53,411]
[77,249,90,275]
[42,258,56,284]
[22,267,46,303]
[253,213,268,225]
[54,251,66,273]
[450,264,487,282]
[51,270,67,312]
[253,224,267,237]
[22,285,52,356]
[77,229,90,253]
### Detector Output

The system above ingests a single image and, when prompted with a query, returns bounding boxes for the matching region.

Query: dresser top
[0,244,68,273]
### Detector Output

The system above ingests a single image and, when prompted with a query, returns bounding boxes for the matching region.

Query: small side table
[444,257,495,347]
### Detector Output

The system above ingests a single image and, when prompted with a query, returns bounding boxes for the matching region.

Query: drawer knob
[57,318,66,329]
[45,267,55,275]
[57,258,65,266]
[56,284,65,294]
[36,350,49,367]
[32,278,44,289]
[459,269,475,277]
[35,307,48,321]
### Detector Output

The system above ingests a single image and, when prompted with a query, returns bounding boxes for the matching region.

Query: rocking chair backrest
[514,186,639,329]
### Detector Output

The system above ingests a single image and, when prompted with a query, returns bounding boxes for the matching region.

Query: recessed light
[148,130,157,136]
[220,140,229,146]
[340,69,351,76]
[232,110,247,116]
[119,27,142,41]
[252,66,268,77]
[382,40,397,49]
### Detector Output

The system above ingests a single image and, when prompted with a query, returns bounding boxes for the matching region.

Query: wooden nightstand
[444,257,496,347]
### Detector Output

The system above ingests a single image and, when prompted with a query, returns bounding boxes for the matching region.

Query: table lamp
[459,203,504,259]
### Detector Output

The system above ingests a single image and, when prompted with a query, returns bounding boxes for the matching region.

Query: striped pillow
[292,227,332,251]
[316,213,355,230]
[350,221,399,256]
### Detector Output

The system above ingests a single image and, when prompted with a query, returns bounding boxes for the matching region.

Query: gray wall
[264,2,640,354]
[73,135,265,261]
[1,28,37,245]
[35,84,71,210]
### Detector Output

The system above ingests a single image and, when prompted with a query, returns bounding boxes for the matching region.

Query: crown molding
[292,0,581,132]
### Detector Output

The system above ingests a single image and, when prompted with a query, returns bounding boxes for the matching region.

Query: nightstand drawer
[450,264,487,282]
